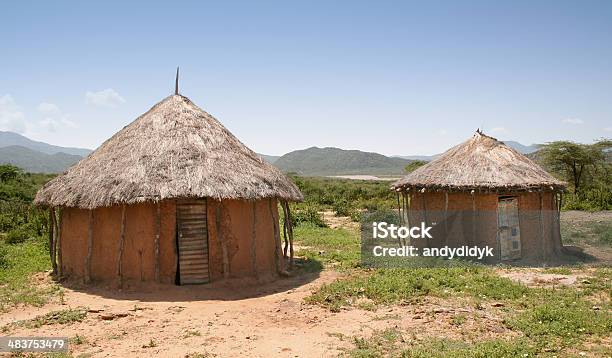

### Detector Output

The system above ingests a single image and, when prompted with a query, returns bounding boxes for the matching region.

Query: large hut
[35,85,303,286]
[392,130,566,264]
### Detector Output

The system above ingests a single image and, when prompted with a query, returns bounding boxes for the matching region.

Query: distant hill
[503,141,540,154]
[258,154,280,164]
[273,147,412,176]
[393,154,439,161]
[0,131,92,156]
[0,145,83,173]
[394,140,539,161]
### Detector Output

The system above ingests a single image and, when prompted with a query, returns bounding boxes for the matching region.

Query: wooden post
[215,203,230,279]
[269,199,284,274]
[49,208,57,274]
[250,201,258,278]
[421,191,429,248]
[57,208,63,278]
[444,192,449,247]
[117,205,126,288]
[154,201,161,283]
[401,192,409,246]
[471,191,476,246]
[397,193,403,226]
[281,203,289,258]
[285,201,295,269]
[539,192,545,262]
[85,210,94,284]
[283,214,288,258]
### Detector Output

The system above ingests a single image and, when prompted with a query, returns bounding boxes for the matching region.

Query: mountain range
[0,131,92,156]
[0,131,541,176]
[271,147,412,176]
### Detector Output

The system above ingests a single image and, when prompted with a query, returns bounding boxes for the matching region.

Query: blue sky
[1,1,611,156]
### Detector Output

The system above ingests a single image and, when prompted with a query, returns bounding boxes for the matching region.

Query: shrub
[292,205,327,227]
[6,223,38,244]
[332,199,356,217]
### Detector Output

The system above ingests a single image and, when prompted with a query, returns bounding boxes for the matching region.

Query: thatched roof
[35,94,303,209]
[392,131,565,192]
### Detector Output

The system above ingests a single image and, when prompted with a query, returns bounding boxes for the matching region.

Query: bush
[332,199,354,217]
[6,223,38,244]
[292,205,327,227]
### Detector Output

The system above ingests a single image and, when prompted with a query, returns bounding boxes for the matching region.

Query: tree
[404,160,428,173]
[0,164,22,183]
[539,139,611,195]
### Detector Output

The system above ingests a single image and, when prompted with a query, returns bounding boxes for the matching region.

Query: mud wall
[207,199,278,281]
[406,191,559,263]
[59,198,279,284]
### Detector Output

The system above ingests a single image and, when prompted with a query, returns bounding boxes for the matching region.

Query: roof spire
[175,67,180,95]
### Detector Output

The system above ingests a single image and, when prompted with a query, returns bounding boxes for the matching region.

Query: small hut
[392,130,566,264]
[35,84,303,285]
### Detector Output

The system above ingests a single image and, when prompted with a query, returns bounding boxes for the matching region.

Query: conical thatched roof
[35,94,303,209]
[393,131,565,192]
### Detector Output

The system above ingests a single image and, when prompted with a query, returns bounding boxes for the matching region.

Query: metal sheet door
[177,199,210,284]
[497,197,521,260]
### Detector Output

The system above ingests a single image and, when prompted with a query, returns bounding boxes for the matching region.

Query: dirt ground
[561,210,612,265]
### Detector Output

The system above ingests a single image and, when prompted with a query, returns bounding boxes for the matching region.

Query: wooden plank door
[177,199,210,284]
[497,197,521,260]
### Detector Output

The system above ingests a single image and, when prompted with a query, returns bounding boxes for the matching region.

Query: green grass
[506,289,611,351]
[306,267,530,311]
[0,239,60,311]
[294,222,361,269]
[325,267,611,356]
[344,329,538,358]
[6,308,87,330]
[396,338,537,358]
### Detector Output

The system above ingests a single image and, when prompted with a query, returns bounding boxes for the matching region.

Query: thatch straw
[35,95,303,209]
[393,131,565,192]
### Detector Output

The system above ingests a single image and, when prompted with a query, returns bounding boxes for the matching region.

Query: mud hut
[392,130,566,264]
[35,82,303,286]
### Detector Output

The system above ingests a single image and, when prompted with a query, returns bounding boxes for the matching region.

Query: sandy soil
[560,210,612,265]
[321,211,359,231]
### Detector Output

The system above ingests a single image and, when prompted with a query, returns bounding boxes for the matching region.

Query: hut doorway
[497,197,521,260]
[176,199,210,285]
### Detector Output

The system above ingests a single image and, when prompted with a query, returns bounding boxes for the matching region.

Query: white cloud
[0,95,78,136]
[38,116,77,132]
[604,127,612,132]
[37,102,60,115]
[491,127,507,134]
[85,88,125,107]
[438,129,447,136]
[0,94,27,133]
[562,118,584,124]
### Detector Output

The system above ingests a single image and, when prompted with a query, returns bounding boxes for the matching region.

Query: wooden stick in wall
[117,205,126,288]
[49,208,56,274]
[154,201,161,283]
[57,208,63,278]
[85,210,94,284]
[250,201,258,278]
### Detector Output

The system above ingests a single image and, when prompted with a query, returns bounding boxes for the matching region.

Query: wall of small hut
[400,190,563,264]
[53,198,291,285]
